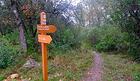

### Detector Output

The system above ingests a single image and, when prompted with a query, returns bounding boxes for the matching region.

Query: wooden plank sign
[38,35,52,44]
[37,25,57,33]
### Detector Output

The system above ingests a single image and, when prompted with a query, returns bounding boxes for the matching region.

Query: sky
[71,0,81,5]
[46,0,81,6]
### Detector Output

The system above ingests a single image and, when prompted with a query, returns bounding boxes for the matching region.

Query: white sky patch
[107,15,110,18]
[71,0,81,5]
[0,1,4,6]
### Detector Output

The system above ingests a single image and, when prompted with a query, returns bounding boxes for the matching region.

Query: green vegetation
[0,75,4,81]
[90,25,129,52]
[0,34,21,69]
[90,24,140,61]
[110,0,140,61]
[133,72,140,81]
[0,49,93,81]
[48,49,93,81]
[50,27,82,50]
[102,53,140,81]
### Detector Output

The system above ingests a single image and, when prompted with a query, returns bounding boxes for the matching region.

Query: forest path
[82,52,103,81]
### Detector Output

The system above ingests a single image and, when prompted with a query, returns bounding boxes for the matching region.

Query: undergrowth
[0,49,93,81]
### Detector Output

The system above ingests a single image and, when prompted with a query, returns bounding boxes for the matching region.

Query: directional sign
[38,35,52,44]
[37,25,57,33]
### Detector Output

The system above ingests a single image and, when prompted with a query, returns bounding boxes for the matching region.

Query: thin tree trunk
[11,0,27,52]
[0,23,4,35]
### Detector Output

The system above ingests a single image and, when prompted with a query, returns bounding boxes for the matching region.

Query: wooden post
[41,43,48,81]
[37,11,56,81]
[40,12,48,81]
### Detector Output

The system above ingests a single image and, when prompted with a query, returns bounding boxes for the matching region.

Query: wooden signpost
[38,35,52,44]
[37,25,57,33]
[37,11,56,81]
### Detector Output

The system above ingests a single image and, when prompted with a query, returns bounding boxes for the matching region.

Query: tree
[10,0,27,52]
[110,0,140,60]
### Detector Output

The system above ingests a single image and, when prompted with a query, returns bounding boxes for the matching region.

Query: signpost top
[38,12,57,34]
[40,12,46,25]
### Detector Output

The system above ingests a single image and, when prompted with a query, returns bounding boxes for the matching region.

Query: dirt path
[82,52,103,81]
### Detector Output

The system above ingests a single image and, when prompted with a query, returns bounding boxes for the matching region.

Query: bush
[127,34,140,61]
[50,27,82,51]
[90,25,140,61]
[0,75,4,81]
[0,35,21,69]
[90,25,129,52]
[133,72,140,81]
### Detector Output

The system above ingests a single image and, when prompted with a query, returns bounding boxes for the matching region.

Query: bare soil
[82,52,103,81]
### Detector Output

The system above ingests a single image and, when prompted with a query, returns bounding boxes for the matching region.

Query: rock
[10,73,19,79]
[22,79,29,81]
[4,73,20,81]
[4,74,31,81]
[3,79,8,81]
[22,58,40,68]
[59,79,62,81]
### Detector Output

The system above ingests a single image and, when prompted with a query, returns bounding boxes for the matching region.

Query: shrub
[0,35,21,69]
[50,27,82,51]
[90,25,129,52]
[127,34,140,61]
[0,75,4,81]
[133,72,140,81]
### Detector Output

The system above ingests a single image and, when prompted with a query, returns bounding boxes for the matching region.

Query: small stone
[10,74,19,79]
[59,79,62,81]
[22,79,29,81]
[28,78,31,80]
[3,79,8,81]
[22,58,40,68]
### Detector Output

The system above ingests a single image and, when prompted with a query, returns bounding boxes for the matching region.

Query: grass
[0,49,93,81]
[0,75,4,81]
[102,53,140,81]
[48,49,93,81]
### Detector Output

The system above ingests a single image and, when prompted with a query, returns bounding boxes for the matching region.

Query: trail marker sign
[37,25,56,33]
[38,35,52,44]
[37,11,57,81]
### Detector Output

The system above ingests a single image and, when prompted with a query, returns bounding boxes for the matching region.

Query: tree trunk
[0,23,4,35]
[11,0,27,52]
